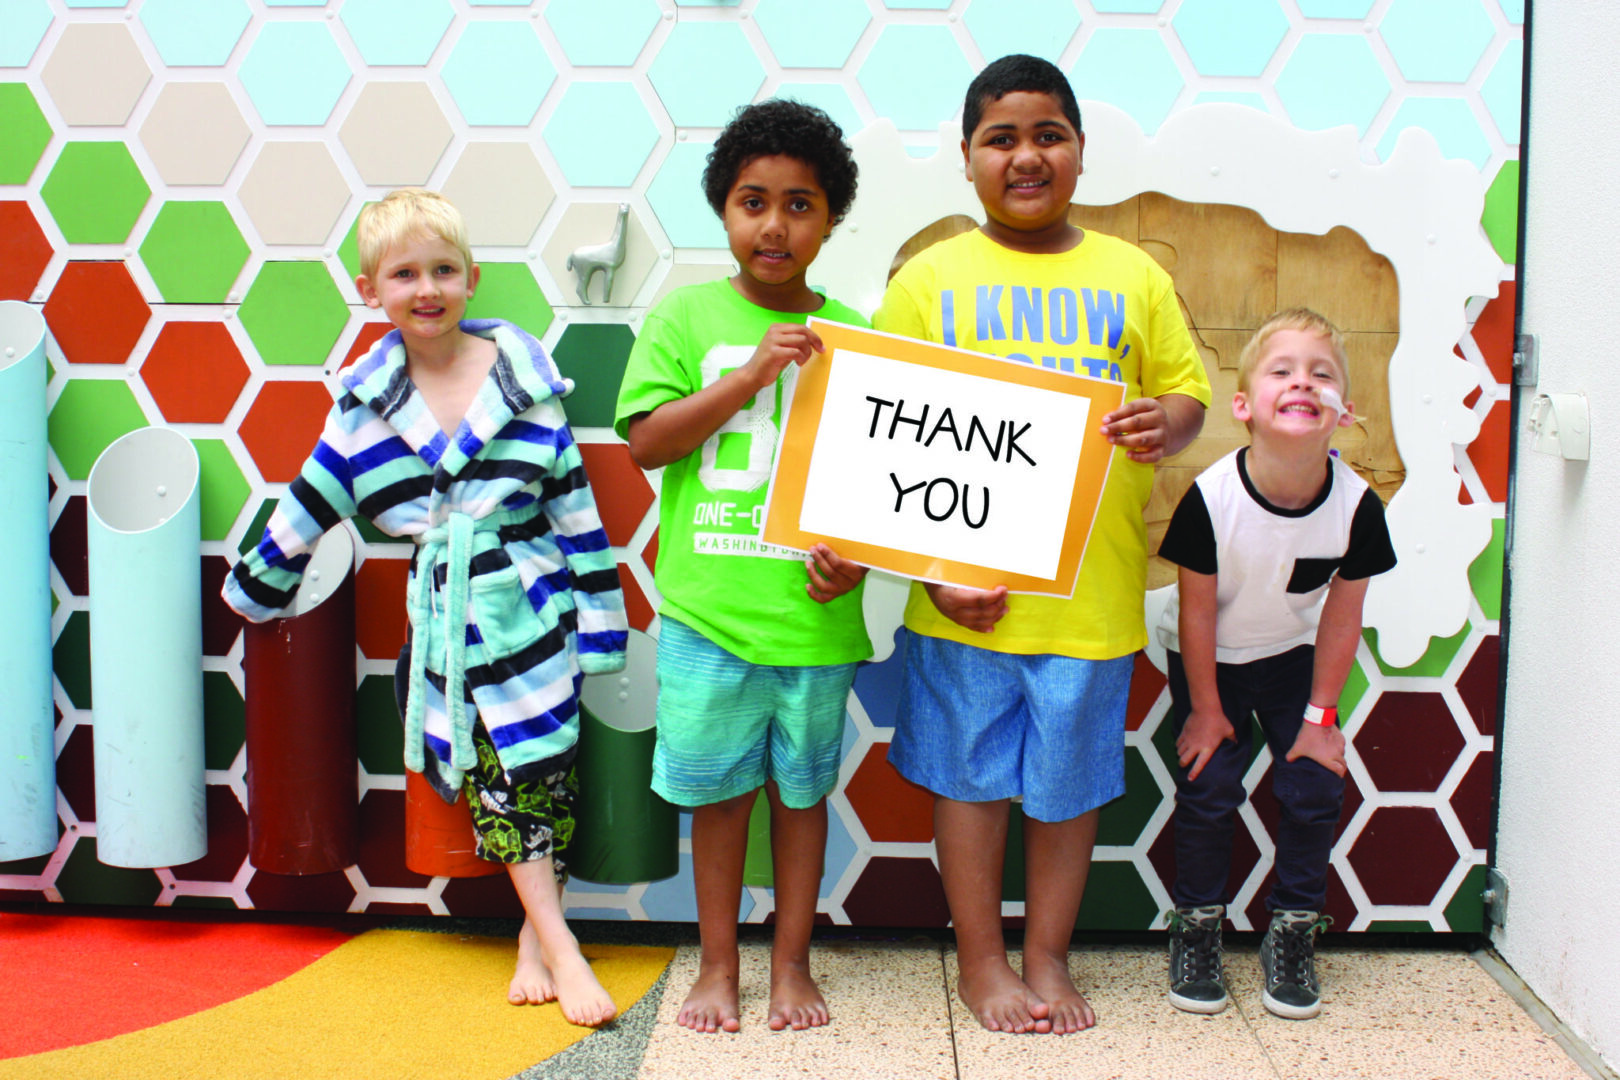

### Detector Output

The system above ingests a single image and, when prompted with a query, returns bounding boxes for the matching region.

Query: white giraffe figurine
[565,203,629,306]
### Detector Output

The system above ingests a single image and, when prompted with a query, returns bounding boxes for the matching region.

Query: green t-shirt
[614,278,873,666]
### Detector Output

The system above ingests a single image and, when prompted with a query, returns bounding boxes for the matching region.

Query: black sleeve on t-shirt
[1338,488,1398,580]
[1157,484,1217,575]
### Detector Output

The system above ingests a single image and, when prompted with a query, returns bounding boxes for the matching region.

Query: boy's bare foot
[509,920,557,1005]
[545,947,617,1027]
[677,957,741,1033]
[1022,950,1096,1034]
[767,960,828,1031]
[958,956,1052,1034]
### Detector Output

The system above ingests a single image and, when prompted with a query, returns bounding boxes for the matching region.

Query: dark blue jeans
[1167,645,1344,913]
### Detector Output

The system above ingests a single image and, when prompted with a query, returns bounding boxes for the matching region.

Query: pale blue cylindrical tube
[87,427,206,868]
[0,301,57,860]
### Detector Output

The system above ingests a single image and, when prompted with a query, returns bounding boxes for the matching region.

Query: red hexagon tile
[237,380,335,482]
[1471,282,1515,385]
[169,784,249,883]
[617,563,654,632]
[441,872,525,919]
[640,527,658,576]
[56,724,96,825]
[201,555,245,657]
[356,788,430,890]
[1244,864,1359,934]
[0,201,53,300]
[845,742,934,844]
[1353,692,1466,793]
[142,322,249,423]
[341,320,392,372]
[1125,650,1166,731]
[43,262,151,366]
[49,494,88,596]
[842,856,950,927]
[1346,807,1459,907]
[1145,791,1263,920]
[355,557,410,661]
[1249,752,1366,847]
[577,442,655,547]
[1454,635,1500,736]
[1451,750,1494,851]
[1464,400,1510,506]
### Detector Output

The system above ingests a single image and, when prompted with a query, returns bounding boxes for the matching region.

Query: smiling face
[962,90,1085,253]
[1234,328,1354,441]
[722,153,831,312]
[355,231,479,346]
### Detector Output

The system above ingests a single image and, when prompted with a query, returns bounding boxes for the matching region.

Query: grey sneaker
[1167,905,1228,1013]
[1260,909,1330,1019]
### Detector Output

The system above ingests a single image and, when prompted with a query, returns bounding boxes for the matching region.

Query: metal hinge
[1483,867,1510,927]
[1513,333,1539,387]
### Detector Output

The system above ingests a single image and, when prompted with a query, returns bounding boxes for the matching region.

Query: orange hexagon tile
[43,261,151,365]
[236,380,335,482]
[640,527,658,576]
[354,557,410,661]
[1464,400,1510,505]
[845,742,934,844]
[142,322,250,423]
[0,201,53,300]
[576,441,654,547]
[340,320,393,373]
[1470,281,1515,385]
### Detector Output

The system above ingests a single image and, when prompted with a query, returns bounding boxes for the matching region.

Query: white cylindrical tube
[0,302,57,860]
[86,427,206,868]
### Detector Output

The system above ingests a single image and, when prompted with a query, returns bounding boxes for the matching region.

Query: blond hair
[356,188,473,281]
[1236,307,1350,397]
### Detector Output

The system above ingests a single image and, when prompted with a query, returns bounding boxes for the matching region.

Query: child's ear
[1337,400,1356,427]
[355,274,380,309]
[1231,391,1251,424]
[468,262,480,298]
[960,137,973,181]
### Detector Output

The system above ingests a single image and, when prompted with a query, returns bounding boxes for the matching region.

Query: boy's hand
[805,543,867,604]
[923,582,1008,632]
[1101,398,1171,463]
[1176,707,1236,782]
[744,324,825,391]
[1284,721,1348,777]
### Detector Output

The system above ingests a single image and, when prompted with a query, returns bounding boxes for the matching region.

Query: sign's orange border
[762,320,1125,596]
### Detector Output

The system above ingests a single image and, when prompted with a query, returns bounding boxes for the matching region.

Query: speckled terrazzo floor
[538,933,1602,1080]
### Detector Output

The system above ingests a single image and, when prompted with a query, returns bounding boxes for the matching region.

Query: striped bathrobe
[224,319,627,799]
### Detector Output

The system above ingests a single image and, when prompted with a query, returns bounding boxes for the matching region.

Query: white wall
[1495,4,1620,1069]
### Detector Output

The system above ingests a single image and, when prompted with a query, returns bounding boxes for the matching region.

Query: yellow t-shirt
[873,228,1211,659]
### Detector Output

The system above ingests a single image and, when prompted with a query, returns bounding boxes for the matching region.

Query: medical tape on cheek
[1318,387,1345,416]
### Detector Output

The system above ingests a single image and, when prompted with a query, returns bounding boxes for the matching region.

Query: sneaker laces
[1270,914,1331,986]
[1168,909,1222,983]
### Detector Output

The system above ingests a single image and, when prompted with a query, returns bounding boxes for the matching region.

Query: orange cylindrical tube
[404,768,504,878]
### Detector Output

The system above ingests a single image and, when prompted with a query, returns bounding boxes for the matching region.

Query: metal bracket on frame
[1483,867,1510,927]
[1513,333,1539,387]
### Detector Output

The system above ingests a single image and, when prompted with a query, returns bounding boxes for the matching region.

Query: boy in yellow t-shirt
[874,54,1211,1034]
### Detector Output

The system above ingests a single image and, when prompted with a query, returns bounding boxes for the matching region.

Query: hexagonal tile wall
[41,22,151,126]
[238,142,352,247]
[236,379,338,482]
[547,0,663,66]
[139,82,251,186]
[440,142,555,246]
[139,0,251,67]
[541,201,656,307]
[47,378,148,480]
[0,0,53,67]
[1380,0,1495,83]
[543,81,662,189]
[339,82,454,186]
[650,22,766,127]
[962,0,1079,67]
[0,83,54,185]
[340,0,454,67]
[40,142,151,245]
[440,19,557,126]
[43,261,151,366]
[1276,34,1391,136]
[139,201,250,302]
[0,201,53,300]
[238,261,350,367]
[238,21,352,126]
[858,24,974,132]
[1174,0,1290,78]
[141,322,250,423]
[1069,28,1185,136]
[464,262,553,339]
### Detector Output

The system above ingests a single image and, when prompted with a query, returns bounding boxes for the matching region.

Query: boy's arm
[1175,565,1235,782]
[626,323,824,471]
[1284,574,1370,777]
[805,543,867,604]
[1100,392,1206,464]
[539,409,628,674]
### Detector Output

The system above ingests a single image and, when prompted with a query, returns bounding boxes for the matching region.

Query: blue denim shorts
[652,618,857,810]
[889,631,1132,822]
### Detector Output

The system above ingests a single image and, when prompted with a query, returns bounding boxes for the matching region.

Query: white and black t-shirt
[1157,448,1397,664]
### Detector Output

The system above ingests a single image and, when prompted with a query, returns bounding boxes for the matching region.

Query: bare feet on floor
[508,921,557,1005]
[1021,950,1095,1034]
[768,960,828,1031]
[546,947,618,1027]
[958,956,1052,1034]
[677,958,741,1033]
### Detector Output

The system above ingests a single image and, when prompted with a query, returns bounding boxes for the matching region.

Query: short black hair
[962,54,1083,142]
[702,99,859,227]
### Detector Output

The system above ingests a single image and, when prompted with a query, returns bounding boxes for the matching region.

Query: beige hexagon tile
[338,82,452,186]
[541,201,657,308]
[644,258,731,310]
[238,141,353,246]
[440,142,554,247]
[42,22,152,126]
[139,82,250,185]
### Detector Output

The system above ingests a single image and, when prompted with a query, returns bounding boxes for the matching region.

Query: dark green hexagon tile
[239,261,349,366]
[192,438,251,541]
[1442,862,1489,933]
[551,321,633,428]
[1097,745,1163,847]
[48,378,147,480]
[465,262,553,340]
[141,201,250,302]
[203,669,246,771]
[52,609,92,709]
[238,497,278,556]
[0,82,53,184]
[1076,859,1160,930]
[55,837,164,905]
[40,142,151,244]
[357,673,404,776]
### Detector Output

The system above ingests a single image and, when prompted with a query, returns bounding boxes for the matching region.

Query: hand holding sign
[747,323,826,388]
[923,582,1009,633]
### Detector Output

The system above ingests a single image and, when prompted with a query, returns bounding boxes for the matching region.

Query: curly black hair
[702,99,859,227]
[963,54,1083,142]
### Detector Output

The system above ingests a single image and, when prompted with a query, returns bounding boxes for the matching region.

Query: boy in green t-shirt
[614,101,870,1033]
[874,55,1211,1034]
